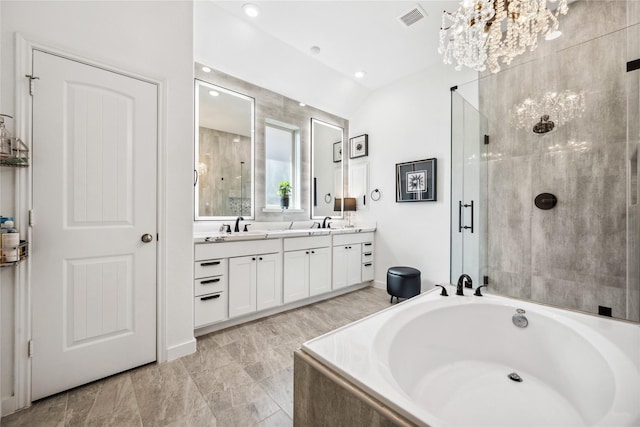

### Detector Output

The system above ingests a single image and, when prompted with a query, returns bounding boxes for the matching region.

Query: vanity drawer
[361,251,374,263]
[362,262,374,282]
[362,241,374,251]
[194,292,227,327]
[195,258,227,279]
[194,275,226,297]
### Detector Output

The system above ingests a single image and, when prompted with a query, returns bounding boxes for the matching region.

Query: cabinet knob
[252,257,256,261]
[311,251,315,254]
[259,257,263,261]
[306,251,309,254]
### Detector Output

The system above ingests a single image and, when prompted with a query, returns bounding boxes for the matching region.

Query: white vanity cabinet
[283,236,332,303]
[361,241,375,282]
[193,230,375,332]
[332,232,374,289]
[193,258,228,328]
[229,252,282,318]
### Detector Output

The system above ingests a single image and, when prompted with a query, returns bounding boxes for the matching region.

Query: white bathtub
[302,287,640,426]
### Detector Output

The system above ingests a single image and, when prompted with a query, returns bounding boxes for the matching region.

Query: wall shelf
[0,241,29,267]
[0,157,29,167]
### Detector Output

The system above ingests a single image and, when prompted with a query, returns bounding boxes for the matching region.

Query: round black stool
[387,266,421,303]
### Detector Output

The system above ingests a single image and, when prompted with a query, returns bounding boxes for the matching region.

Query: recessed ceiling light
[202,66,211,73]
[299,102,306,107]
[242,3,259,17]
[209,90,219,97]
[354,71,366,79]
[545,30,562,41]
[310,46,321,55]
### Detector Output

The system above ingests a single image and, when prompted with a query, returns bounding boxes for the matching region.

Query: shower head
[533,115,555,134]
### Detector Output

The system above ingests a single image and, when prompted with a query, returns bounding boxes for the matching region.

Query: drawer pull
[200,261,221,267]
[364,253,372,256]
[200,294,221,301]
[364,263,372,267]
[200,278,221,285]
[364,243,373,246]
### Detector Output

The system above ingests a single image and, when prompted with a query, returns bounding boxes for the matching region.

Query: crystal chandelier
[439,0,568,73]
[511,90,586,134]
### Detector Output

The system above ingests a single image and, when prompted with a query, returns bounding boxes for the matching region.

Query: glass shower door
[450,89,488,287]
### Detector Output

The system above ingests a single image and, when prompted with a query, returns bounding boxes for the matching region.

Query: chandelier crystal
[511,90,586,133]
[439,0,568,73]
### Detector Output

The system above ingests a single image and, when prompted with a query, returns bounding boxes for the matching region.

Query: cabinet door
[309,247,331,296]
[284,250,309,303]
[332,245,348,289]
[346,245,362,286]
[229,256,256,318]
[256,253,282,311]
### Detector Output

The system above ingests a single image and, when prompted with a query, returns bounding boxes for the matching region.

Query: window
[265,119,300,209]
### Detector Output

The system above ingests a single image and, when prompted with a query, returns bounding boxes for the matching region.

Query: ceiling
[209,1,459,92]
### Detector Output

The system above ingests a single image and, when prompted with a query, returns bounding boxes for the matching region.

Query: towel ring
[324,193,332,204]
[370,189,381,201]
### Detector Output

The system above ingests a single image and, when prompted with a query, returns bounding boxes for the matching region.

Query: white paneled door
[31,51,157,400]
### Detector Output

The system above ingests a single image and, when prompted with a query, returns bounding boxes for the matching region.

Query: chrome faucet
[234,216,244,233]
[456,274,472,296]
[220,224,231,233]
[322,216,332,228]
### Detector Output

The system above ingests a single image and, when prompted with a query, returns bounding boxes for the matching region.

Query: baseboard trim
[2,396,17,417]
[372,280,385,290]
[166,338,197,361]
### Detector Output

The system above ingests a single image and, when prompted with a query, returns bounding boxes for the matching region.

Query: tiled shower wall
[480,0,640,321]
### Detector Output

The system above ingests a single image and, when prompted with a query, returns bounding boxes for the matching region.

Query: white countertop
[194,226,376,243]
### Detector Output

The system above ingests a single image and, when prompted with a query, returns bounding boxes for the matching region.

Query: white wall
[350,64,477,290]
[0,0,195,412]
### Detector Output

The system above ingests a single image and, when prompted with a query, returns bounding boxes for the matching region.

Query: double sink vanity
[192,63,373,333]
[193,226,375,333]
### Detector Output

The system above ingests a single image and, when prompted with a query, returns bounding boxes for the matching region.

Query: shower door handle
[459,200,474,233]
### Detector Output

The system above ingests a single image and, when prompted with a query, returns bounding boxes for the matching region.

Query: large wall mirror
[311,118,343,218]
[195,79,255,220]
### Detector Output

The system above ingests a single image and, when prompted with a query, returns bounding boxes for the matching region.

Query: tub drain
[508,372,523,382]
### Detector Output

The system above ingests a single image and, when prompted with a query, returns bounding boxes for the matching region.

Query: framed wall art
[349,134,368,159]
[396,158,437,202]
[333,141,342,163]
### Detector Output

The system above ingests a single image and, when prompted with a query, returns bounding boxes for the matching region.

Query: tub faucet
[456,274,472,296]
[322,216,332,228]
[234,216,244,233]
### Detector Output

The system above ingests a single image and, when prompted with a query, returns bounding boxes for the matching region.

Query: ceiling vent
[398,5,427,27]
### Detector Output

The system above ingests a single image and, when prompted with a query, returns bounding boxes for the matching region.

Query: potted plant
[277,180,292,209]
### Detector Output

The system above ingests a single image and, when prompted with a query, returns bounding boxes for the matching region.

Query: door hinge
[484,135,490,145]
[29,209,35,226]
[25,74,39,96]
[483,275,489,285]
[28,340,34,358]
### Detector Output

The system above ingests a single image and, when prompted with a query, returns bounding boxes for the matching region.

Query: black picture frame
[349,134,368,159]
[333,141,342,163]
[396,158,437,202]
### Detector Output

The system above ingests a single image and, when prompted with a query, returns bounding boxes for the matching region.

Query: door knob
[141,233,153,243]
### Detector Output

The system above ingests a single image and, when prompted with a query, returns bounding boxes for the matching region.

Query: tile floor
[1,286,390,427]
